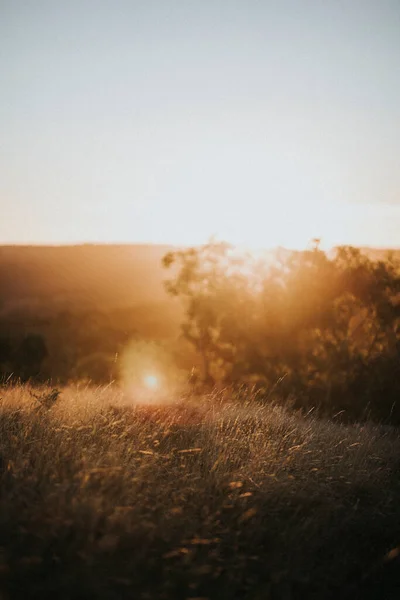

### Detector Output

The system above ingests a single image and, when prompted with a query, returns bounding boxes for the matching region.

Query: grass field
[1,385,400,599]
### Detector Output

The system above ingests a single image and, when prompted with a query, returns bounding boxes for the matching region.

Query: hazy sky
[1,0,400,248]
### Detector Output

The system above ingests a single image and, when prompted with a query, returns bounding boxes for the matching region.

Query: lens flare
[143,374,159,389]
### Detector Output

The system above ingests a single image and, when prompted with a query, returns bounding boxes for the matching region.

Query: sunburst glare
[143,374,160,390]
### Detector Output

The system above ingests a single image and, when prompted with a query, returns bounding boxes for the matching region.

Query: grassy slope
[1,386,400,599]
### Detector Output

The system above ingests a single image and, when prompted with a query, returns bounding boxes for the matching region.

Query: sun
[143,374,159,390]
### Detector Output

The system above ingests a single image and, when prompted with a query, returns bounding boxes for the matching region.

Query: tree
[163,241,235,385]
[0,336,12,381]
[0,336,11,363]
[163,240,400,420]
[14,333,48,382]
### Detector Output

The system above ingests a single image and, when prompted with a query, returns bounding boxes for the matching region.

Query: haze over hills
[1,243,398,310]
[0,244,188,382]
[0,244,177,313]
[0,240,399,398]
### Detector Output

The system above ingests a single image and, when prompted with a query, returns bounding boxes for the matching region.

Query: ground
[1,385,400,599]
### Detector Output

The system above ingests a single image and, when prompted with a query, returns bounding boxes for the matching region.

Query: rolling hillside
[0,244,177,311]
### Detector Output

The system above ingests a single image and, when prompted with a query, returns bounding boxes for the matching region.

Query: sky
[1,0,400,249]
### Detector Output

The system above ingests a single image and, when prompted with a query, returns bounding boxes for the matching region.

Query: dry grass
[1,385,400,599]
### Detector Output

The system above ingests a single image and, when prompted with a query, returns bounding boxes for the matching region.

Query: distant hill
[1,243,399,312]
[0,244,178,313]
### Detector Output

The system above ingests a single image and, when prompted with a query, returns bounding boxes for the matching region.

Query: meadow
[1,385,400,599]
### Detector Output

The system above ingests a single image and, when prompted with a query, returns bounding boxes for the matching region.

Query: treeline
[163,241,400,423]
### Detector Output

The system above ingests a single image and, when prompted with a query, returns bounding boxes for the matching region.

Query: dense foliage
[164,242,400,422]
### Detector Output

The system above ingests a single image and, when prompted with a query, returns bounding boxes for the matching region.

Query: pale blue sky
[1,0,400,248]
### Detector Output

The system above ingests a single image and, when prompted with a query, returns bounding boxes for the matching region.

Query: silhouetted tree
[0,336,11,363]
[0,336,13,381]
[15,333,48,382]
[163,241,235,386]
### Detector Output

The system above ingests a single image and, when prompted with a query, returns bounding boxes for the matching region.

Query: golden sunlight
[143,374,160,390]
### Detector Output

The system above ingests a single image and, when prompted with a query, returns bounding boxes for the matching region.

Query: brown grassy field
[1,385,400,599]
